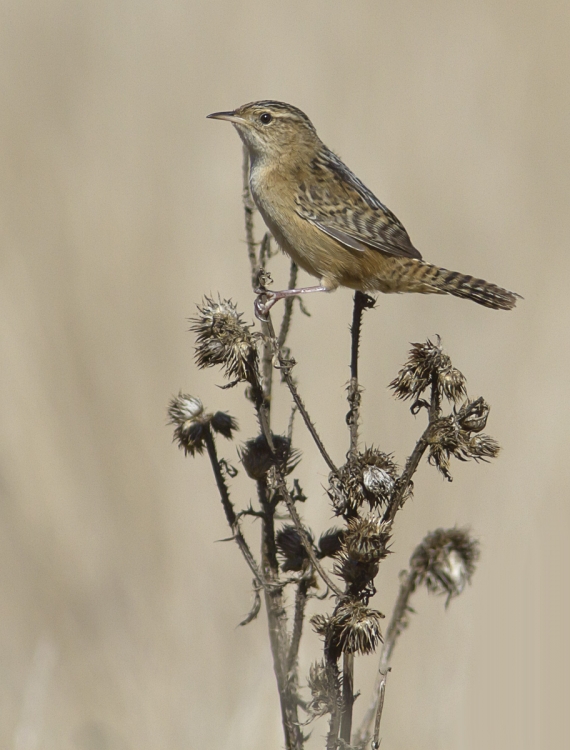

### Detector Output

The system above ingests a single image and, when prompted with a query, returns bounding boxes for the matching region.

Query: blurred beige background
[0,1,568,748]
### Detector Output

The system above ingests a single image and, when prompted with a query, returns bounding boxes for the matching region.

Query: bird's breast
[248,161,382,289]
[249,163,305,257]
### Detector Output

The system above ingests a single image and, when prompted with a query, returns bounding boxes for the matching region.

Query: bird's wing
[295,148,422,261]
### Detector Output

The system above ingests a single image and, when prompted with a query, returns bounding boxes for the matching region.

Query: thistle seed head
[238,434,299,480]
[411,527,480,605]
[390,338,466,406]
[455,397,490,433]
[427,415,500,480]
[276,525,313,572]
[328,448,398,517]
[312,601,384,658]
[190,296,259,382]
[307,661,340,718]
[343,516,392,564]
[167,393,238,456]
[333,550,379,600]
[317,527,345,559]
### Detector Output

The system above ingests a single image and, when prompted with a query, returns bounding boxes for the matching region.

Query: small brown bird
[208,100,519,316]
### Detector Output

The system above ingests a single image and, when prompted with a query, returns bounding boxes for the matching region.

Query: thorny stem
[287,577,310,674]
[325,656,342,750]
[257,476,279,574]
[257,479,304,750]
[203,428,267,590]
[354,570,419,747]
[278,485,343,598]
[262,259,298,408]
[382,376,442,524]
[346,292,375,457]
[382,428,429,524]
[263,312,339,475]
[278,261,299,350]
[340,652,355,745]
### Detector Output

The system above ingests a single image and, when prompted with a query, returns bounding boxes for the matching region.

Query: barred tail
[420,263,520,310]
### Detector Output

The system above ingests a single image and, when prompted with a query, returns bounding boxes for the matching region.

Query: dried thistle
[428,414,500,480]
[210,411,240,438]
[190,296,259,382]
[333,550,379,601]
[410,527,480,604]
[307,660,340,719]
[333,518,391,600]
[343,516,392,564]
[390,338,466,405]
[238,434,299,480]
[167,393,237,456]
[317,527,345,559]
[328,448,398,517]
[455,397,490,433]
[276,525,314,572]
[313,601,384,658]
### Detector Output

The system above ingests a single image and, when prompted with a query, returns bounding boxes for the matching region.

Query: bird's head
[207,100,319,162]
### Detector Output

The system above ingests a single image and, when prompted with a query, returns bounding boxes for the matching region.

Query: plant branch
[257,476,280,574]
[382,377,442,524]
[287,577,310,674]
[353,569,419,747]
[325,656,342,750]
[262,259,299,407]
[263,311,339,475]
[382,427,429,524]
[257,461,304,750]
[278,261,299,350]
[203,428,268,590]
[346,292,375,457]
[278,484,343,598]
[340,652,354,745]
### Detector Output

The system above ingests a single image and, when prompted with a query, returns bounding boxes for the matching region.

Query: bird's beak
[207,110,246,124]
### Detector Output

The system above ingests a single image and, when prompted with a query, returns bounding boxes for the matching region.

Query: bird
[207,100,519,317]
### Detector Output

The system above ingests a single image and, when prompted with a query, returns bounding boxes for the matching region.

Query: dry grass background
[0,1,568,748]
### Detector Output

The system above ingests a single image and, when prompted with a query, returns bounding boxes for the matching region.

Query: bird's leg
[254,285,329,320]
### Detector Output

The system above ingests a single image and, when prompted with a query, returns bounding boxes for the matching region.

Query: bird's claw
[254,292,275,321]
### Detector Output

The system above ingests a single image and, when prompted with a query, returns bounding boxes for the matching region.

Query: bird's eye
[259,112,272,125]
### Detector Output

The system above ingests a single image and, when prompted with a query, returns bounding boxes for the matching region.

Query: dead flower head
[312,601,384,659]
[411,527,480,605]
[333,517,392,600]
[428,414,500,481]
[455,397,490,433]
[167,393,238,456]
[317,527,345,559]
[190,296,259,382]
[307,661,340,718]
[328,448,398,517]
[276,525,314,572]
[390,338,466,406]
[343,516,392,564]
[238,434,299,480]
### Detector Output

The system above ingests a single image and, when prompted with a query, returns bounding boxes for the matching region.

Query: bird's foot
[254,290,278,320]
[254,284,330,321]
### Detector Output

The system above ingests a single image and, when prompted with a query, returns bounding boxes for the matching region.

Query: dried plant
[169,149,503,749]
